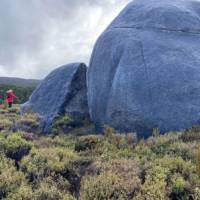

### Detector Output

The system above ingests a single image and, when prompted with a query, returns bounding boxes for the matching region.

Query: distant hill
[0,77,41,103]
[0,77,41,88]
[0,84,35,104]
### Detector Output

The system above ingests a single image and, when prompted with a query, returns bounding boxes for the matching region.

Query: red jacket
[6,92,17,103]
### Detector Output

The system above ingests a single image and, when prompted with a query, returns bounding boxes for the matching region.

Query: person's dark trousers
[8,102,12,108]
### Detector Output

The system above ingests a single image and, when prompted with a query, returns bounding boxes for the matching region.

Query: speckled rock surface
[88,0,200,137]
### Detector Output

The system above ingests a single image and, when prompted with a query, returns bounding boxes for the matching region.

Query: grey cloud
[0,0,131,78]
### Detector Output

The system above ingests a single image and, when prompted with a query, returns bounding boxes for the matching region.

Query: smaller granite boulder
[21,63,89,133]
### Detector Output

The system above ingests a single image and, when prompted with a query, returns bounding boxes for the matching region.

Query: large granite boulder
[21,63,89,133]
[88,0,200,137]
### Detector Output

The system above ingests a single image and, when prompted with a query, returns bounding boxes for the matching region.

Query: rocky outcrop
[88,0,200,137]
[21,63,89,133]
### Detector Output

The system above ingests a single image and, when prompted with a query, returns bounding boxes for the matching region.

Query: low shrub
[33,135,76,150]
[126,132,138,148]
[7,175,74,200]
[181,125,200,142]
[137,156,198,199]
[81,171,140,200]
[196,145,200,176]
[169,175,190,200]
[167,142,194,161]
[5,184,34,200]
[147,133,179,156]
[133,140,156,163]
[148,133,195,161]
[80,159,141,200]
[104,126,138,150]
[151,156,197,181]
[8,106,20,114]
[0,133,32,161]
[22,132,38,141]
[75,135,103,152]
[152,128,161,137]
[21,147,79,180]
[135,160,170,200]
[33,175,73,200]
[0,154,26,199]
[17,113,40,133]
[51,114,92,135]
[50,115,85,135]
[0,118,13,132]
[88,158,140,176]
[192,187,200,200]
[0,106,7,114]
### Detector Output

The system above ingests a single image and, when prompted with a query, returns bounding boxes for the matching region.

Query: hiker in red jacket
[6,90,18,108]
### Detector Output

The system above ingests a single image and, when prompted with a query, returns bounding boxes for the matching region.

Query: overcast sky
[0,0,131,79]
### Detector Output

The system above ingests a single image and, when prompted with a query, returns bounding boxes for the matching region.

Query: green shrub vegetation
[0,84,35,104]
[0,133,32,161]
[21,147,79,180]
[0,105,200,199]
[51,114,93,135]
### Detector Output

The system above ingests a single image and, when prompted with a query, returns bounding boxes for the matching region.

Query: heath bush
[167,142,194,161]
[21,147,79,180]
[81,172,140,200]
[0,154,26,199]
[81,159,141,200]
[136,155,199,199]
[135,164,169,200]
[181,125,200,142]
[17,113,40,133]
[104,126,128,149]
[75,135,103,152]
[33,176,74,200]
[169,175,191,200]
[8,106,20,114]
[87,158,140,177]
[0,117,13,132]
[5,184,34,200]
[147,133,179,156]
[0,133,32,161]
[33,135,76,150]
[196,145,200,176]
[50,115,84,135]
